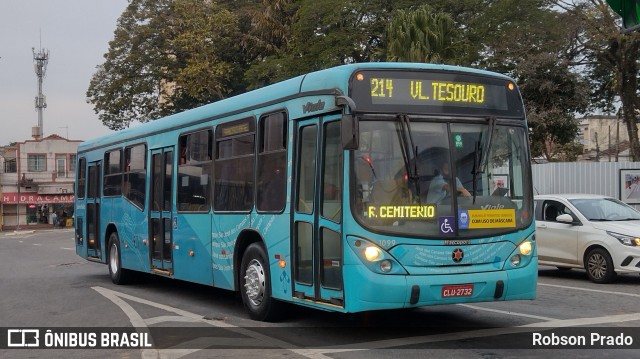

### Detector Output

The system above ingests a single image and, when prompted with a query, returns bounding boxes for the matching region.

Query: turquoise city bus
[75,63,537,321]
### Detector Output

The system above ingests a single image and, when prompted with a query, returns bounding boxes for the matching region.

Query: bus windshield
[353,118,533,238]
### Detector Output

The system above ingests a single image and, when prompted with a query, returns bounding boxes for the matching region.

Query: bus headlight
[519,241,533,255]
[348,236,408,275]
[364,246,382,261]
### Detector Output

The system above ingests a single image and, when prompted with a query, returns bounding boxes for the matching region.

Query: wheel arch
[582,244,609,266]
[104,223,118,263]
[233,229,266,292]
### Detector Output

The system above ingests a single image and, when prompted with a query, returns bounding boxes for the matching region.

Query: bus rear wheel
[108,232,132,285]
[240,243,281,321]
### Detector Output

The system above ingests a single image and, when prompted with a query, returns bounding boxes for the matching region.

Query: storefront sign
[1,192,75,204]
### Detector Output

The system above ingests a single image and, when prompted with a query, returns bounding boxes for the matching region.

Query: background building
[0,134,80,230]
[577,115,630,162]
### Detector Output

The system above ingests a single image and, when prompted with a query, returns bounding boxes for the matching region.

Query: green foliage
[385,5,466,64]
[86,0,171,130]
[87,0,242,130]
[87,0,632,165]
[242,0,430,88]
[566,0,640,160]
[517,53,589,160]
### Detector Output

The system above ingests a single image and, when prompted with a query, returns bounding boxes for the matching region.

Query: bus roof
[79,62,514,152]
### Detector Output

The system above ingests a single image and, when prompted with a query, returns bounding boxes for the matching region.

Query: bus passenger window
[178,130,212,212]
[214,118,255,212]
[104,149,123,197]
[124,144,146,209]
[257,112,287,212]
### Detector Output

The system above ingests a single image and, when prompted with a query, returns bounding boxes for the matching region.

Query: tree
[520,53,589,161]
[556,0,640,161]
[385,5,466,64]
[241,0,300,89]
[455,1,590,161]
[243,0,432,88]
[87,0,242,130]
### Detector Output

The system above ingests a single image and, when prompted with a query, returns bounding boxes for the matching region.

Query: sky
[0,0,130,146]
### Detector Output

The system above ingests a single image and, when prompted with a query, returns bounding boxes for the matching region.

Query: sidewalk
[4,229,37,236]
[2,224,72,235]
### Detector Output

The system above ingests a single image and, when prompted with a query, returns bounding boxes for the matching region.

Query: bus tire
[240,243,281,321]
[108,232,132,285]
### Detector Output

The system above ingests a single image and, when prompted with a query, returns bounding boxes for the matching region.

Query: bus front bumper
[343,257,537,313]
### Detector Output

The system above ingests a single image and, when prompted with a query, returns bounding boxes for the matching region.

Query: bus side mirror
[341,114,359,150]
[336,95,359,150]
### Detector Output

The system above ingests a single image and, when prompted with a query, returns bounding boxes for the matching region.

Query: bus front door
[150,148,174,274]
[293,117,344,308]
[86,161,102,260]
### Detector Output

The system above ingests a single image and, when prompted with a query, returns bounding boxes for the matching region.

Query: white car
[534,194,640,283]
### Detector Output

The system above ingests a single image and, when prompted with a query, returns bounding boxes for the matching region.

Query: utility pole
[616,109,621,162]
[608,125,612,162]
[595,132,600,162]
[33,42,49,140]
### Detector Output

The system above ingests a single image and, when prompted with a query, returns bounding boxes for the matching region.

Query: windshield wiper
[472,139,481,204]
[397,114,421,201]
[471,117,496,204]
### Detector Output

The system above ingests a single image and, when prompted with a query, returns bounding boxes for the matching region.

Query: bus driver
[426,161,470,204]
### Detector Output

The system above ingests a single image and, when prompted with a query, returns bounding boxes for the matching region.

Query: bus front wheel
[240,243,281,321]
[108,232,132,285]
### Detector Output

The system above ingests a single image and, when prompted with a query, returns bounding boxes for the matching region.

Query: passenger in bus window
[426,160,470,204]
[180,146,187,165]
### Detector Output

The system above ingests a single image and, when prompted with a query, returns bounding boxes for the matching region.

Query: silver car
[534,194,640,283]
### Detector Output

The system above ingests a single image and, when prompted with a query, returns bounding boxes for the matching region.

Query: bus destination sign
[350,70,524,117]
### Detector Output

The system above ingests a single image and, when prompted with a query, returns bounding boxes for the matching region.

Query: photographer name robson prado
[532,332,633,346]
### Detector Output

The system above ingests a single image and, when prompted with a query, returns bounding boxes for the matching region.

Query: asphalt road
[2,229,640,358]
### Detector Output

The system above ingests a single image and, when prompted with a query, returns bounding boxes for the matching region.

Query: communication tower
[32,45,49,139]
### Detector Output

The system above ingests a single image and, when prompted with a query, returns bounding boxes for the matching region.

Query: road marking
[313,311,640,350]
[32,243,41,246]
[456,303,557,321]
[290,349,364,359]
[60,247,75,251]
[523,312,640,327]
[144,315,200,325]
[539,282,640,298]
[92,286,315,359]
[91,285,640,355]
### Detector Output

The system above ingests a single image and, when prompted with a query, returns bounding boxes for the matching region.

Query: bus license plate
[442,284,474,298]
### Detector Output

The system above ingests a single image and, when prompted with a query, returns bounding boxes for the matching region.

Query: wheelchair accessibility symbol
[439,216,455,235]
